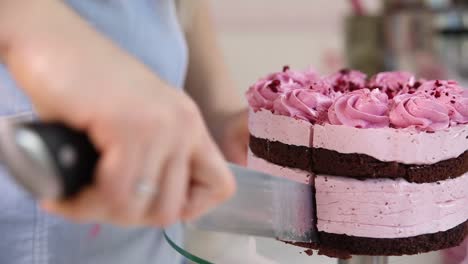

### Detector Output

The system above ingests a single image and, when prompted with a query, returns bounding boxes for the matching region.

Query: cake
[246,67,468,257]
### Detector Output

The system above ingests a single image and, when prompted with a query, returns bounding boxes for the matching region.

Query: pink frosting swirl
[415,80,467,125]
[308,78,334,95]
[389,93,450,131]
[246,80,283,111]
[260,66,320,87]
[273,89,333,123]
[395,79,425,96]
[368,71,414,99]
[246,68,304,111]
[282,66,320,86]
[246,66,324,111]
[326,69,367,93]
[447,92,468,124]
[418,80,464,94]
[328,89,390,128]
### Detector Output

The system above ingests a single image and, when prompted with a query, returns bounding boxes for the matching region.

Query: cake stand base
[338,256,389,264]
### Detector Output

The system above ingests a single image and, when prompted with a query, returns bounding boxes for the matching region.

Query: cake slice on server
[246,67,468,257]
[248,109,313,185]
[247,66,334,186]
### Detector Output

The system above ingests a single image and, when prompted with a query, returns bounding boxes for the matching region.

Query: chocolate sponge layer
[285,221,467,258]
[249,134,311,171]
[312,148,468,183]
[249,135,468,183]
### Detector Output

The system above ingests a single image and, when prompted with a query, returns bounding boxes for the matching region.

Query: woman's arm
[184,0,249,165]
[0,0,234,225]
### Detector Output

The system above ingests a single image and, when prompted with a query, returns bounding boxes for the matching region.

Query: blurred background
[211,0,468,92]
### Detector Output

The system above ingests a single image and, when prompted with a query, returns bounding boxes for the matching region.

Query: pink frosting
[246,79,298,112]
[316,173,468,238]
[274,89,333,123]
[328,89,390,128]
[313,124,468,165]
[447,92,468,124]
[246,67,320,112]
[282,66,320,86]
[418,80,464,95]
[389,93,450,131]
[415,80,468,125]
[368,71,414,99]
[247,68,468,128]
[326,69,367,93]
[261,66,321,89]
[308,78,334,96]
[248,109,312,147]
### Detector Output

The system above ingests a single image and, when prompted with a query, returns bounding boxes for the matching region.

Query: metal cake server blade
[192,163,316,243]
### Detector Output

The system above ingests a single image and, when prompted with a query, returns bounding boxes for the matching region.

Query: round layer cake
[246,67,468,257]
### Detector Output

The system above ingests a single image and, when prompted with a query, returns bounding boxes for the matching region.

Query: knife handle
[20,122,99,198]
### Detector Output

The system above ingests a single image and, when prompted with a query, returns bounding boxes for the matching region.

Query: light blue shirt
[0,0,188,263]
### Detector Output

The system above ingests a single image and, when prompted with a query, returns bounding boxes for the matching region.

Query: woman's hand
[217,110,249,166]
[1,0,235,226]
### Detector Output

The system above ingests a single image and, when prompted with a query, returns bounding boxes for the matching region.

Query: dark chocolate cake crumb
[283,221,467,258]
[317,221,467,256]
[249,135,311,171]
[249,135,468,183]
[312,148,467,183]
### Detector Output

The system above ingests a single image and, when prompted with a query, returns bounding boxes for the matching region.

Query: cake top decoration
[328,89,390,128]
[274,89,333,123]
[389,93,450,131]
[246,67,468,131]
[368,71,414,99]
[326,68,367,93]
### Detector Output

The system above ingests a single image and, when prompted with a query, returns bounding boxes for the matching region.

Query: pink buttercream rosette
[326,69,367,93]
[389,93,451,132]
[273,88,333,123]
[328,88,390,128]
[368,71,415,99]
[246,66,321,112]
[415,80,468,125]
[246,68,468,129]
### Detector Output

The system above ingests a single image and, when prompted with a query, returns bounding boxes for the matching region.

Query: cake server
[0,119,316,244]
[192,163,316,243]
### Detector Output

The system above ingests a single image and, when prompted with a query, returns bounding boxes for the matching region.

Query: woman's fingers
[146,150,190,226]
[124,134,167,220]
[226,109,249,165]
[94,143,142,223]
[182,135,236,221]
[42,119,236,226]
[41,187,108,222]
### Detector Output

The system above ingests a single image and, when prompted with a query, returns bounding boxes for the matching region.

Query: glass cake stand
[164,226,442,264]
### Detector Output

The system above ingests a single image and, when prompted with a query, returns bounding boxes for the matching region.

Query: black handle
[22,122,99,198]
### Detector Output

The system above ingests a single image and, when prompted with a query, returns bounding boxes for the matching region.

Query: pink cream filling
[248,109,312,147]
[316,173,468,238]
